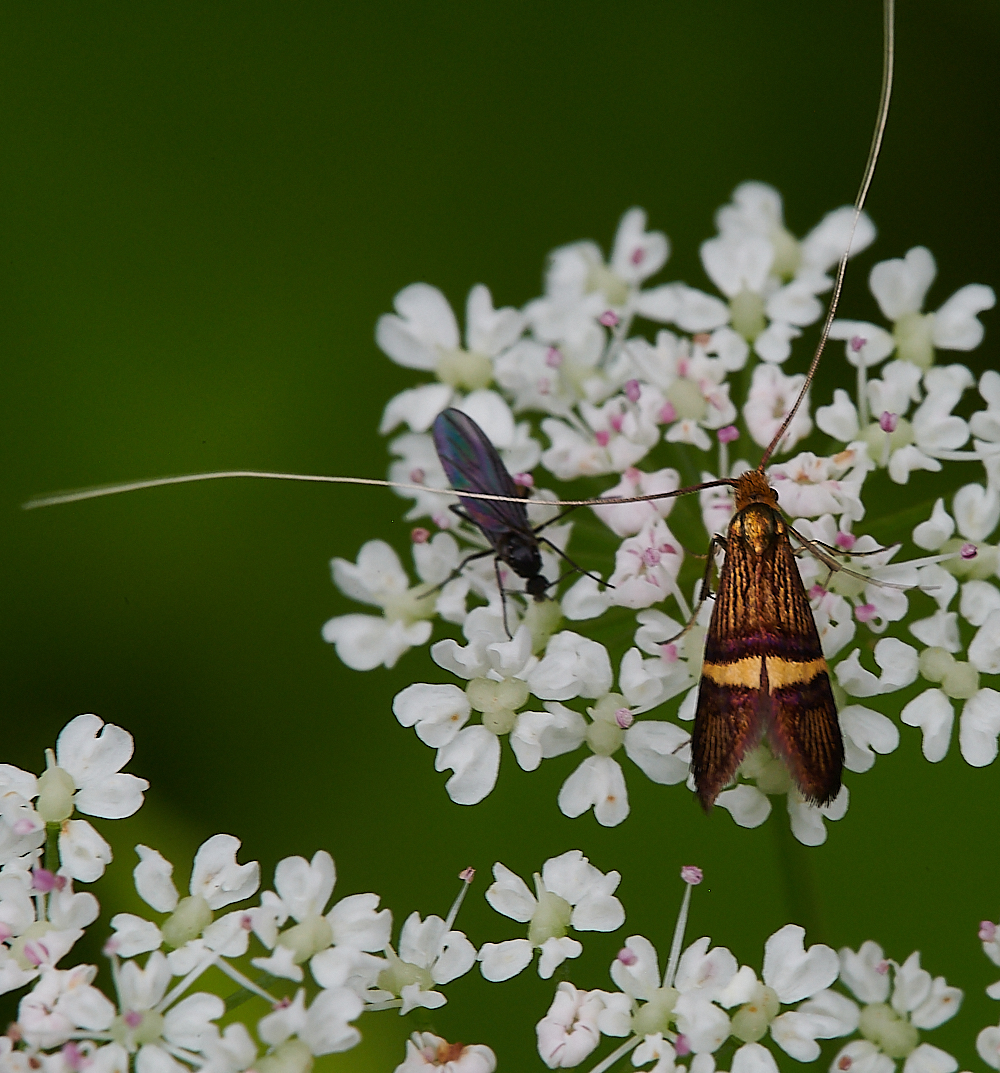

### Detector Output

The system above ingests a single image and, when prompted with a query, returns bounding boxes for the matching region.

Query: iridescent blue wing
[432,408,532,540]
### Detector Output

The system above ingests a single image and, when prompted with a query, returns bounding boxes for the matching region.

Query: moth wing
[691,533,767,810]
[432,408,531,538]
[765,534,843,806]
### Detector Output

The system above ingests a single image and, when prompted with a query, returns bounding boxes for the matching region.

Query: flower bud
[278,914,333,963]
[161,895,213,949]
[35,766,76,824]
[859,1003,919,1058]
[255,1039,314,1073]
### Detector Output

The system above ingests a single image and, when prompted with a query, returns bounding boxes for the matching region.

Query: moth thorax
[500,532,543,579]
[525,574,549,601]
[732,503,782,555]
[733,469,778,512]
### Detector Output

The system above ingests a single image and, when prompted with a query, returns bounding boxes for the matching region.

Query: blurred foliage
[1,1,998,1068]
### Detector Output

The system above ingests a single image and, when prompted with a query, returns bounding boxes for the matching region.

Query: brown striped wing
[691,504,843,810]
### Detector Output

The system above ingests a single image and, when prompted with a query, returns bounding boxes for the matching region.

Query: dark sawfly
[431,407,609,637]
[24,0,897,811]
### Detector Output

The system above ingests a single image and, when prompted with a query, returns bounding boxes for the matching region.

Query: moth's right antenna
[759,0,895,470]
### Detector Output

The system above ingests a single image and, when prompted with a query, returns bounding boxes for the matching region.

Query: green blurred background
[2,2,999,1068]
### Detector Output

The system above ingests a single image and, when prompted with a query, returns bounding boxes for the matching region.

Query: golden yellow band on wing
[701,657,761,688]
[765,656,828,690]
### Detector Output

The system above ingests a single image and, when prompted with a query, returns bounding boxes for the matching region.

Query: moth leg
[531,504,580,535]
[808,538,901,558]
[496,557,514,640]
[788,527,909,591]
[418,542,496,600]
[536,536,613,590]
[658,536,726,645]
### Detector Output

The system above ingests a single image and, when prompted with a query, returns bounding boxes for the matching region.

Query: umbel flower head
[323,189,997,846]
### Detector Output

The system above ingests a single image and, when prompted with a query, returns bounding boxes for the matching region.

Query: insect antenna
[758,0,896,472]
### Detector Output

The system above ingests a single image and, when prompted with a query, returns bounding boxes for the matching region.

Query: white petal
[976,1025,1000,1071]
[729,1043,779,1073]
[673,993,731,1054]
[902,1043,958,1073]
[715,784,771,828]
[393,683,470,748]
[969,610,1000,673]
[134,845,179,913]
[839,942,890,1003]
[959,689,1000,767]
[801,206,876,272]
[322,614,431,671]
[379,383,454,434]
[960,580,1000,626]
[840,706,900,773]
[912,498,955,550]
[762,924,838,1003]
[435,726,501,805]
[59,819,112,883]
[485,862,536,922]
[932,284,996,350]
[557,756,629,827]
[190,834,259,910]
[816,389,861,442]
[953,482,1000,541]
[56,715,135,788]
[624,721,690,785]
[395,283,460,349]
[901,689,954,762]
[753,321,801,364]
[869,247,936,320]
[829,320,896,368]
[537,936,583,979]
[478,938,534,982]
[109,913,163,958]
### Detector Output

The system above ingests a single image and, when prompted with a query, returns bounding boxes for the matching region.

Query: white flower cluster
[322,186,999,845]
[0,721,980,1073]
[977,916,1000,1070]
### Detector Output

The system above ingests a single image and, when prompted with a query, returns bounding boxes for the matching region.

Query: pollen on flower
[411,527,431,543]
[615,708,634,729]
[680,865,703,885]
[599,310,619,327]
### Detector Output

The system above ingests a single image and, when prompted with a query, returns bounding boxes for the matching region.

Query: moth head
[733,469,778,512]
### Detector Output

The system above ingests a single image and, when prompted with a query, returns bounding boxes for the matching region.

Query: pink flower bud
[545,347,563,368]
[642,547,661,567]
[717,425,739,444]
[693,333,712,347]
[625,379,641,403]
[838,1057,853,1071]
[876,960,890,975]
[624,467,641,483]
[879,411,898,433]
[460,866,476,882]
[630,247,645,266]
[680,865,703,885]
[617,946,638,966]
[124,1010,143,1028]
[409,467,426,484]
[808,584,827,600]
[32,869,57,893]
[661,643,678,663]
[962,543,978,559]
[410,527,430,544]
[610,413,624,433]
[595,430,610,447]
[675,1034,692,1057]
[980,920,998,942]
[513,472,534,488]
[850,335,868,353]
[615,708,634,729]
[835,531,857,550]
[658,401,677,424]
[0,923,13,943]
[599,310,619,328]
[855,603,878,624]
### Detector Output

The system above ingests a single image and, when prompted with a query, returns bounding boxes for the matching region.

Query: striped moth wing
[690,471,844,811]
